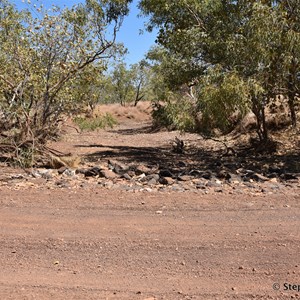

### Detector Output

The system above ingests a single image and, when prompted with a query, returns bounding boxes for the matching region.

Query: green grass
[12,146,35,168]
[74,113,118,131]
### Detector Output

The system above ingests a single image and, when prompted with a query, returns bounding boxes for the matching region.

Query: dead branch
[202,136,236,156]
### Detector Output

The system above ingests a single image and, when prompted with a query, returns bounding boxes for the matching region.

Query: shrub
[74,113,118,131]
[196,68,250,135]
[152,96,196,132]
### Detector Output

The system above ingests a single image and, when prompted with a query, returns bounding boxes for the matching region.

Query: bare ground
[0,103,299,299]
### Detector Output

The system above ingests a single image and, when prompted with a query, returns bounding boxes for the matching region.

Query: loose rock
[134,165,152,176]
[178,175,192,182]
[84,167,102,177]
[108,159,129,175]
[202,171,212,180]
[99,170,118,180]
[159,169,174,178]
[159,177,174,185]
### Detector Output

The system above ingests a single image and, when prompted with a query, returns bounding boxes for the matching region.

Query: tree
[69,62,112,115]
[109,60,154,106]
[111,62,134,106]
[130,59,159,106]
[277,0,300,127]
[0,0,131,165]
[139,0,300,140]
[131,63,144,105]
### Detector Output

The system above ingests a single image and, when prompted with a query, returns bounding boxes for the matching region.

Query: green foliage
[197,67,250,134]
[130,60,153,105]
[139,0,300,139]
[152,96,196,132]
[111,62,135,105]
[0,0,131,147]
[74,113,118,131]
[105,60,155,105]
[12,146,36,169]
[147,46,203,90]
[70,63,114,112]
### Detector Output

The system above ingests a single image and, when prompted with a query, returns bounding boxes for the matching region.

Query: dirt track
[1,185,299,299]
[0,111,299,299]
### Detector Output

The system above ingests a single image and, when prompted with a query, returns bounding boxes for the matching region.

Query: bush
[74,113,118,131]
[196,68,250,135]
[12,146,36,169]
[152,96,196,132]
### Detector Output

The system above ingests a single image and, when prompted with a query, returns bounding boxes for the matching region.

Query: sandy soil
[0,103,299,299]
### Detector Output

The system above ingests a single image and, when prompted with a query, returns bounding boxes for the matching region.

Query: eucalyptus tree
[69,62,113,115]
[111,62,134,106]
[109,60,154,106]
[276,0,300,127]
[139,0,300,139]
[0,0,131,152]
[130,60,153,106]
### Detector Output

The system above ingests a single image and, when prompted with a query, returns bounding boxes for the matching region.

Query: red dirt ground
[0,102,299,300]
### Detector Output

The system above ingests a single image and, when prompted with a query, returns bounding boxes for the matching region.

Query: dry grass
[93,101,152,124]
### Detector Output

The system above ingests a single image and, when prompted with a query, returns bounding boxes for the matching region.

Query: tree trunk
[288,94,297,127]
[287,76,297,127]
[287,58,297,127]
[252,95,268,142]
[134,94,144,107]
[261,104,268,141]
[134,80,144,106]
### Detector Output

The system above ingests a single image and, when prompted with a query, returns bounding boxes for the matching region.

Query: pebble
[196,183,206,190]
[148,178,158,185]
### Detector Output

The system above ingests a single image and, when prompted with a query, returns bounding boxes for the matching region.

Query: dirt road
[0,187,299,299]
[0,108,299,299]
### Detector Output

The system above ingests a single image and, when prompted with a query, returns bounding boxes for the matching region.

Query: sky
[12,0,158,65]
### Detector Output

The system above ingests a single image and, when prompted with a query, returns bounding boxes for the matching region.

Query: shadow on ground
[107,124,160,135]
[76,142,300,178]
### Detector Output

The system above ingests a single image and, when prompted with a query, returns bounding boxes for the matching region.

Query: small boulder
[268,166,283,175]
[145,174,160,185]
[251,173,269,182]
[84,167,102,177]
[121,173,132,180]
[202,171,212,180]
[196,183,206,190]
[280,173,298,181]
[134,165,152,176]
[217,170,231,180]
[108,159,129,175]
[99,169,118,180]
[159,177,174,185]
[189,170,203,177]
[178,175,192,182]
[58,166,68,175]
[159,169,174,178]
